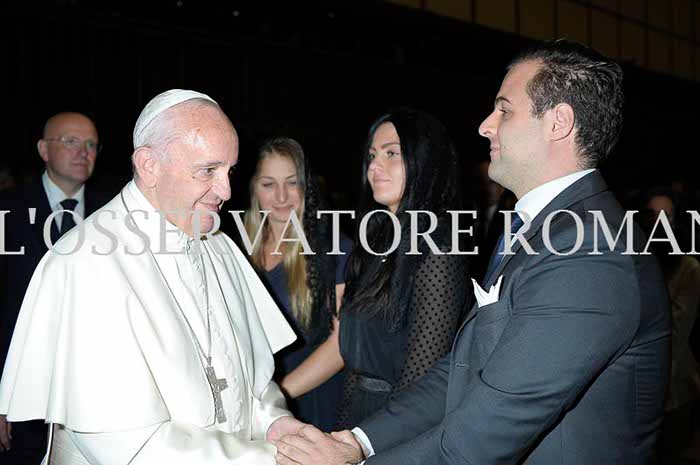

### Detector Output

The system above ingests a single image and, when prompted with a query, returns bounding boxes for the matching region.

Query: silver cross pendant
[205,364,229,424]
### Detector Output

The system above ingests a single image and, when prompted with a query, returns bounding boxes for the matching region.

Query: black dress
[262,236,352,431]
[337,252,469,427]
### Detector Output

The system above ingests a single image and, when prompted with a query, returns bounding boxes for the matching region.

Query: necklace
[120,190,229,424]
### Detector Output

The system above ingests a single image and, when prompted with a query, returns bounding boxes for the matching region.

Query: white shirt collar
[42,171,85,217]
[124,180,191,252]
[515,169,596,223]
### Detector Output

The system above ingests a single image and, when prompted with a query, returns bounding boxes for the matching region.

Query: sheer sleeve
[391,253,469,396]
[335,235,353,285]
[334,369,358,430]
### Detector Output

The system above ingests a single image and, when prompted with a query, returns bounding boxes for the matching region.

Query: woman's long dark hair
[341,109,462,331]
[303,162,338,344]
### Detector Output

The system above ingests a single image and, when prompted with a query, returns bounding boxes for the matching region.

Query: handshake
[266,416,366,465]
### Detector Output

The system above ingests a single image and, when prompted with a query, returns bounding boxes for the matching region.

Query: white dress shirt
[42,171,85,230]
[514,169,595,226]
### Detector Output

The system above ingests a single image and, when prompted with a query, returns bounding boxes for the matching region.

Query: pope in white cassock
[0,89,308,464]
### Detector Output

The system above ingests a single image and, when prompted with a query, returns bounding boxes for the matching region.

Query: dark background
[1,0,698,211]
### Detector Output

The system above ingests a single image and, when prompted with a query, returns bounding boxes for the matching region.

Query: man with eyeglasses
[0,112,109,464]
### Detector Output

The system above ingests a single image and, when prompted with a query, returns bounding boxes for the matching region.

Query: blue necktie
[482,213,524,285]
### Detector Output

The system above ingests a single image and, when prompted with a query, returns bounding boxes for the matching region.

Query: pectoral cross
[205,363,229,423]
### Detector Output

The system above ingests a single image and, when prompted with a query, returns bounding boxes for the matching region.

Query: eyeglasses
[44,136,102,154]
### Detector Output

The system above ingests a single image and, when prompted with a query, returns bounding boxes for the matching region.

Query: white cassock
[0,180,297,464]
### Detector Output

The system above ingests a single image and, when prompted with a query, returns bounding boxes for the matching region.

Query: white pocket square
[471,275,503,308]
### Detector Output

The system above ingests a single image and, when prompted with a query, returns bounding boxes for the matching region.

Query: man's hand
[0,414,11,452]
[267,416,307,445]
[329,430,363,452]
[276,425,364,465]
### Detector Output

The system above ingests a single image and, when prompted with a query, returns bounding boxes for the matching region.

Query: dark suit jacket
[361,171,671,465]
[0,178,109,375]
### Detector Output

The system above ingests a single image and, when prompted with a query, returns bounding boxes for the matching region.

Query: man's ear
[37,140,49,163]
[548,103,575,142]
[132,147,159,188]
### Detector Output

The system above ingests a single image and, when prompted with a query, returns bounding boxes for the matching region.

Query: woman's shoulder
[338,232,354,254]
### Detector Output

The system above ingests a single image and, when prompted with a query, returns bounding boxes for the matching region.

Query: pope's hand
[276,424,364,465]
[0,414,11,452]
[267,416,306,445]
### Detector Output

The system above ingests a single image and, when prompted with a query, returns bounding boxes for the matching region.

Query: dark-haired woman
[335,109,470,427]
[244,138,351,430]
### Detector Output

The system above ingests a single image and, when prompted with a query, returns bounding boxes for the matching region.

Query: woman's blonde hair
[244,138,313,328]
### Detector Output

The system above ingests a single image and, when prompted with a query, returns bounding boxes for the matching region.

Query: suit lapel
[459,171,609,331]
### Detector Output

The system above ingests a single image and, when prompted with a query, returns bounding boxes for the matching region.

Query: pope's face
[153,108,237,237]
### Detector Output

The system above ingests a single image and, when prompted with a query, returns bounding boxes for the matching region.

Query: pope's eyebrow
[192,160,225,169]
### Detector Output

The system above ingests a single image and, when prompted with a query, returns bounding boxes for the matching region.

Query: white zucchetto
[133,89,218,149]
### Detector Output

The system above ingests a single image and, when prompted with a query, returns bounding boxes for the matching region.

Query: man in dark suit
[273,40,671,465]
[0,112,108,462]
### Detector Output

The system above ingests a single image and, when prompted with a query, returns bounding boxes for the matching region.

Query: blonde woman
[244,138,351,430]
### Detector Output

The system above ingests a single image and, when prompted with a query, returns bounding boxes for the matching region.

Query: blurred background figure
[0,165,16,192]
[0,112,110,462]
[640,187,700,465]
[244,138,351,431]
[335,108,470,428]
[670,175,700,255]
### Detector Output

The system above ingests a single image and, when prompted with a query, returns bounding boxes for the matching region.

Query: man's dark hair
[509,39,624,168]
